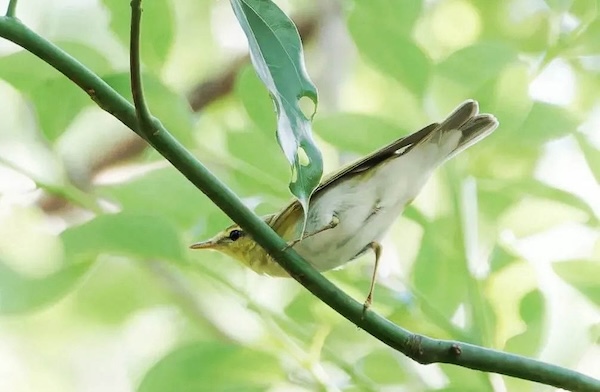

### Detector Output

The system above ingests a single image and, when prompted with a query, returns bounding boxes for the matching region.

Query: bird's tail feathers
[421,100,499,162]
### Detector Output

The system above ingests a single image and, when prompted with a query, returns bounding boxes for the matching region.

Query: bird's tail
[422,100,499,162]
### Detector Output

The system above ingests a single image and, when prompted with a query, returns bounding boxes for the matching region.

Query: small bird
[191,100,498,310]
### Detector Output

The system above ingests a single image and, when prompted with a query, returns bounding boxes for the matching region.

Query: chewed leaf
[230,0,323,227]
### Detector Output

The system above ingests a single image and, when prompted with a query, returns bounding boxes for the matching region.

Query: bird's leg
[362,241,382,318]
[284,214,339,250]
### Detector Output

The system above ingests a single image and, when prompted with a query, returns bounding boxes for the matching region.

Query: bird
[191,100,499,310]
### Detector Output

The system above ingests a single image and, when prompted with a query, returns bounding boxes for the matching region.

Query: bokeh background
[0,0,599,391]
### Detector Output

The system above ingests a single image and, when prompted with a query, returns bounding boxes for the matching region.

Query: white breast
[293,142,442,271]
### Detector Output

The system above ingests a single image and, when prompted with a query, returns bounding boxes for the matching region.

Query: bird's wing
[270,122,439,235]
[313,122,439,193]
[271,100,485,233]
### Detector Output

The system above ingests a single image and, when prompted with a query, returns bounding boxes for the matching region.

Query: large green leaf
[348,0,429,96]
[350,0,423,36]
[0,42,111,92]
[437,42,517,91]
[510,179,597,225]
[61,213,185,263]
[101,0,174,71]
[505,289,546,356]
[411,216,469,319]
[313,114,408,154]
[489,63,532,140]
[478,179,598,226]
[28,77,91,141]
[235,65,277,133]
[442,365,495,391]
[553,260,600,306]
[358,350,408,384]
[543,0,577,12]
[0,42,112,141]
[0,259,92,314]
[0,49,60,92]
[517,102,579,145]
[97,167,219,231]
[564,17,600,56]
[227,127,290,197]
[137,342,284,392]
[71,258,172,324]
[230,0,323,222]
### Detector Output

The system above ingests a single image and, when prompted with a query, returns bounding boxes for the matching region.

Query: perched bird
[191,100,498,310]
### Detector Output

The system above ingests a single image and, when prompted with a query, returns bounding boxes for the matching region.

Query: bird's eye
[228,229,243,241]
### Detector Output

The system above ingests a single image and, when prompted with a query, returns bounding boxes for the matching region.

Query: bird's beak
[189,240,217,250]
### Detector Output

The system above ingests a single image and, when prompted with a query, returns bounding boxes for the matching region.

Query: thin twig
[5,0,18,18]
[129,0,155,139]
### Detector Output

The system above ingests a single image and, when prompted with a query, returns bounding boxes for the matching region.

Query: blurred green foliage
[0,0,599,391]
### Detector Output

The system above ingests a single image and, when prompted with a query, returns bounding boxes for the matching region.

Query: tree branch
[0,12,598,392]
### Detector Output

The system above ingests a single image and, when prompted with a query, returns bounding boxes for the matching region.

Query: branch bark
[0,11,598,392]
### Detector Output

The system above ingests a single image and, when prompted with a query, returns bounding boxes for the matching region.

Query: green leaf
[348,0,429,96]
[61,213,185,263]
[437,42,517,91]
[522,181,596,223]
[71,258,171,324]
[235,65,277,132]
[358,350,407,383]
[505,289,545,356]
[0,42,111,91]
[0,50,60,92]
[350,0,423,36]
[103,72,194,145]
[479,179,598,226]
[566,4,600,57]
[575,133,600,185]
[569,0,597,22]
[101,0,174,71]
[227,128,290,197]
[0,259,92,314]
[230,0,323,222]
[543,0,574,12]
[0,42,112,141]
[314,114,408,154]
[512,179,597,225]
[517,102,579,144]
[490,63,532,137]
[489,245,519,274]
[137,342,284,392]
[411,216,468,319]
[98,167,218,231]
[29,77,90,141]
[553,260,600,306]
[442,365,495,391]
